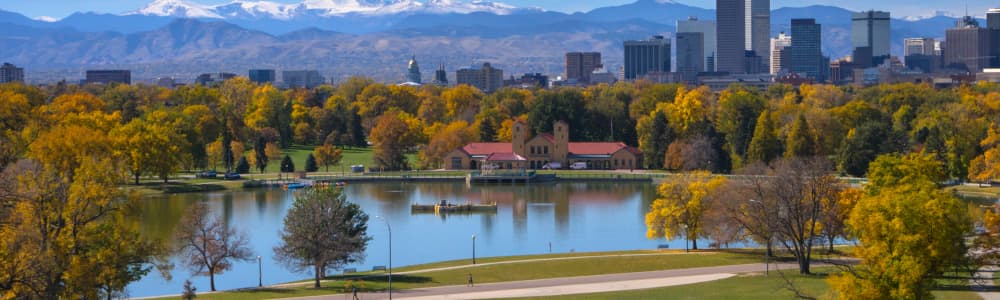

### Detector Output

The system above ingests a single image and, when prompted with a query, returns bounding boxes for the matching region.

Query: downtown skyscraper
[716,0,770,74]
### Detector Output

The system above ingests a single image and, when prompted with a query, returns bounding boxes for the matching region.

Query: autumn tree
[0,121,161,298]
[746,110,782,165]
[969,124,1000,182]
[253,137,269,173]
[739,157,841,274]
[112,110,190,184]
[174,203,254,292]
[314,144,343,172]
[784,113,815,157]
[420,121,479,169]
[637,110,675,169]
[370,110,422,170]
[716,86,767,168]
[829,153,970,299]
[274,187,371,288]
[645,171,726,250]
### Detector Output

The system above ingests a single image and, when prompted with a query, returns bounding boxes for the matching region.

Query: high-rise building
[407,56,422,84]
[944,16,993,73]
[0,63,24,83]
[770,32,792,74]
[283,70,325,89]
[852,11,891,62]
[565,52,602,84]
[717,0,769,74]
[676,32,705,82]
[716,0,746,74]
[749,0,771,70]
[456,63,503,93]
[432,64,448,86]
[790,19,825,81]
[989,8,1000,30]
[195,73,236,86]
[904,38,940,72]
[86,70,131,85]
[904,38,936,56]
[677,17,717,72]
[249,69,276,84]
[623,35,671,80]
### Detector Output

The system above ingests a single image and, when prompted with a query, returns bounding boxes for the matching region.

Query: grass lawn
[152,250,764,300]
[497,268,984,300]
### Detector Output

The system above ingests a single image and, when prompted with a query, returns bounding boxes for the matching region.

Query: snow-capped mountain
[131,0,223,18]
[128,0,528,19]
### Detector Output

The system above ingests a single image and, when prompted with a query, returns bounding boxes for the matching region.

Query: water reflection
[129,182,661,297]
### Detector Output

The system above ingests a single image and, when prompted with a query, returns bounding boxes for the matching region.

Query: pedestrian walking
[352,286,359,300]
[467,273,474,287]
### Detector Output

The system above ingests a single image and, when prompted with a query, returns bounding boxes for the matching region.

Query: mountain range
[0,0,979,83]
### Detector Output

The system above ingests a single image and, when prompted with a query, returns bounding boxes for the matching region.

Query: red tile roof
[568,142,641,156]
[461,143,512,156]
[485,152,527,161]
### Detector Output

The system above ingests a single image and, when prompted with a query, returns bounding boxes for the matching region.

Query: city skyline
[5,0,997,20]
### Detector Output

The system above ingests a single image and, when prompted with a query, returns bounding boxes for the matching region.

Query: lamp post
[682,224,689,253]
[472,234,477,265]
[750,199,769,276]
[257,256,262,287]
[375,216,392,299]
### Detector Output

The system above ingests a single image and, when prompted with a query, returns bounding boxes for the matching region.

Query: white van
[569,162,588,170]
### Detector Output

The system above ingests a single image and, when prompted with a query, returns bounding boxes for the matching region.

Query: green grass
[498,268,984,300]
[150,250,763,300]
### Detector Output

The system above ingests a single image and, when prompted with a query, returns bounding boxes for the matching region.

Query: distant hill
[0,0,978,83]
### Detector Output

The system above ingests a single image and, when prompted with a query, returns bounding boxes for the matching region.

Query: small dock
[467,170,556,184]
[412,200,498,214]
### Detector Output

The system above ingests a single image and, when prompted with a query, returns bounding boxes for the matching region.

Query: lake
[128,181,683,297]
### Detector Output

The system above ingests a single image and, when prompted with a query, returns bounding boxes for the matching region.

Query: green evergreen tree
[236,156,250,174]
[305,153,319,172]
[281,155,295,173]
[746,110,782,165]
[785,113,816,158]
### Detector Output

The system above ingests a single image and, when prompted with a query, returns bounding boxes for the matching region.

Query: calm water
[129,182,675,297]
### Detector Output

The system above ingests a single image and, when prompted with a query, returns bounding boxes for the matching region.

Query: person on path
[352,286,359,300]
[467,273,474,287]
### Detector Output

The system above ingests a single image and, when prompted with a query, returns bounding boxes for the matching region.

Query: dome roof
[408,56,419,69]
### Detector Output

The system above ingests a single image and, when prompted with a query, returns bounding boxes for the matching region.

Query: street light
[750,199,769,276]
[682,224,689,253]
[375,216,392,299]
[472,234,477,265]
[257,256,262,287]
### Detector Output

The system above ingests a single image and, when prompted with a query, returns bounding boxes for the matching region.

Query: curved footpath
[287,263,804,300]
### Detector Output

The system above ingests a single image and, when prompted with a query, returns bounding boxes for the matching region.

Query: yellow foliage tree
[420,121,479,169]
[313,144,343,172]
[829,153,970,300]
[112,110,191,184]
[969,124,1000,182]
[645,171,726,250]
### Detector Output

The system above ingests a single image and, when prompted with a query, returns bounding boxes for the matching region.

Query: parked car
[196,170,218,178]
[542,162,562,170]
[569,162,588,170]
[223,173,241,180]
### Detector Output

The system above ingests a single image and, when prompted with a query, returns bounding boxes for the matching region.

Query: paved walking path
[270,252,709,289]
[972,266,1000,300]
[287,263,799,300]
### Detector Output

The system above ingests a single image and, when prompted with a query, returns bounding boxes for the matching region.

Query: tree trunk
[135,173,140,185]
[691,238,698,250]
[798,257,810,275]
[314,265,321,288]
[210,268,216,291]
[828,236,835,252]
[765,239,773,257]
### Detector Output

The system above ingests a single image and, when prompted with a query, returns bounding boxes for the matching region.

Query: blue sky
[2,0,995,20]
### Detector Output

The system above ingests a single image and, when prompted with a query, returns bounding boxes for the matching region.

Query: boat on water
[282,182,308,190]
[412,199,498,214]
